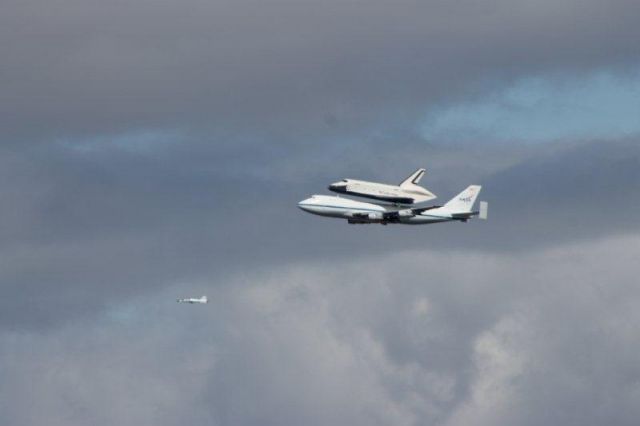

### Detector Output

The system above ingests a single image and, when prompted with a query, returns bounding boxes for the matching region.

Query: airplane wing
[410,205,441,214]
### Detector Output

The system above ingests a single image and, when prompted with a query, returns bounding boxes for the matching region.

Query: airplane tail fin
[399,168,426,189]
[442,185,481,213]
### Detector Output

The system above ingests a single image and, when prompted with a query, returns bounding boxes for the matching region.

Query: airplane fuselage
[298,195,456,225]
[177,297,208,304]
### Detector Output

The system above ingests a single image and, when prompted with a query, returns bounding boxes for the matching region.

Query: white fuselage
[177,296,208,304]
[329,179,436,205]
[297,195,453,225]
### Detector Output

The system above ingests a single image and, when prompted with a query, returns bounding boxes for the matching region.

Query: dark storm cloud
[1,0,640,141]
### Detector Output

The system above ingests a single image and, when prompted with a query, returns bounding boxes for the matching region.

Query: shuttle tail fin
[399,168,426,188]
[442,185,481,213]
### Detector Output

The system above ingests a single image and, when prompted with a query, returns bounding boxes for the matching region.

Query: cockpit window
[342,179,347,182]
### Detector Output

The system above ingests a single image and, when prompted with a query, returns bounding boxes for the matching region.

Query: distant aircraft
[177,296,208,304]
[328,168,436,204]
[298,185,487,225]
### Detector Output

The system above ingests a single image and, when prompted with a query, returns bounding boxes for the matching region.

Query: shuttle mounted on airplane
[328,168,436,205]
[299,185,487,225]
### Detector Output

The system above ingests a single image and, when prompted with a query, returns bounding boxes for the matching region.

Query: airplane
[177,296,208,304]
[328,168,436,205]
[298,185,487,225]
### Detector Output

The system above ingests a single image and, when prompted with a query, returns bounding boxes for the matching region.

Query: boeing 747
[299,185,487,225]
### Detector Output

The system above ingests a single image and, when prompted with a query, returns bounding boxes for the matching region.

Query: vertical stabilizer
[399,168,426,188]
[442,185,482,213]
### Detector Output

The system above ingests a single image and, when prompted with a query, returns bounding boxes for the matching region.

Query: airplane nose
[298,199,312,212]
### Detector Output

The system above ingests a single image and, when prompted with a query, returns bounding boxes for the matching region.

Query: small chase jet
[177,296,208,304]
[299,185,487,225]
[328,168,436,205]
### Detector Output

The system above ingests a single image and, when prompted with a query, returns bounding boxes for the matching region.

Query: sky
[1,0,640,425]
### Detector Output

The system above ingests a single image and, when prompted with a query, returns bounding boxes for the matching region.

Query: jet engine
[348,211,384,221]
[383,209,415,222]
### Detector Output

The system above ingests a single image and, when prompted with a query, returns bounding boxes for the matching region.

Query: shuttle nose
[329,182,347,192]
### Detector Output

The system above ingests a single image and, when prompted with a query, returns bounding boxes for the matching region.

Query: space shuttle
[328,168,436,205]
[177,296,208,304]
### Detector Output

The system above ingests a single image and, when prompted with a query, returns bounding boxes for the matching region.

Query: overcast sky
[1,1,640,425]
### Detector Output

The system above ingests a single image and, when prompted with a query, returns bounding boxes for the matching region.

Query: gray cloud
[2,0,640,141]
[2,0,640,424]
[1,137,638,330]
[2,236,640,425]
